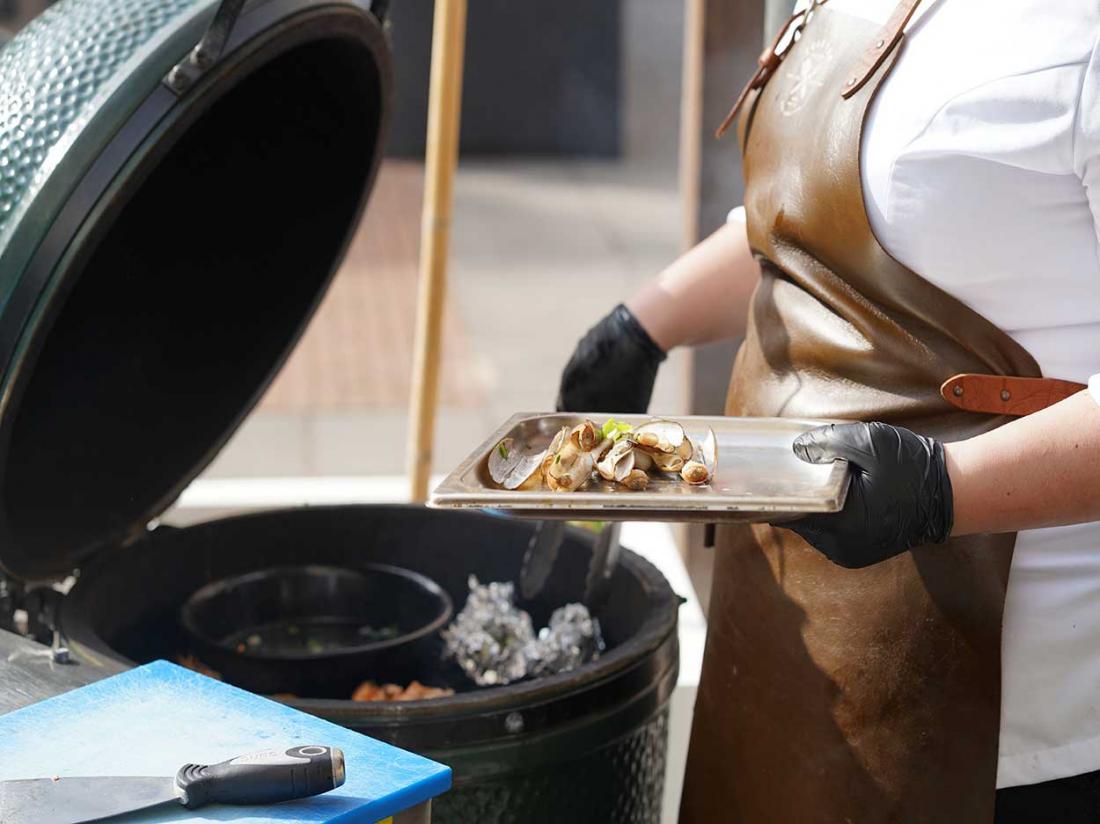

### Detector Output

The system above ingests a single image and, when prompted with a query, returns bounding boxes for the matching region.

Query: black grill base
[436,709,669,824]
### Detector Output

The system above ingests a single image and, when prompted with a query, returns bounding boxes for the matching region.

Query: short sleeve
[1073,32,1100,252]
[1089,374,1100,406]
[1074,35,1100,406]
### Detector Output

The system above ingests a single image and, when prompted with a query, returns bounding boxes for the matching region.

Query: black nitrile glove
[781,422,954,569]
[556,304,666,413]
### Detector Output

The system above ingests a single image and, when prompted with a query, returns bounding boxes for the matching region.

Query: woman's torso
[835,0,1100,787]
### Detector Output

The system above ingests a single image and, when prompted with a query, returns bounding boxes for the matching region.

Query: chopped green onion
[601,418,634,441]
[570,520,607,533]
[498,442,509,459]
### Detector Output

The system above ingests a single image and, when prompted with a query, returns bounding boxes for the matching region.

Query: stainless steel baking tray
[429,413,850,523]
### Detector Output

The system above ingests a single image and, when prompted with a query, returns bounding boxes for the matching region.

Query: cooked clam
[638,440,686,473]
[572,419,602,452]
[681,426,718,485]
[541,426,570,473]
[680,461,709,485]
[596,439,636,483]
[631,419,686,454]
[547,421,612,492]
[638,445,686,473]
[488,437,547,490]
[620,468,650,491]
[632,449,654,471]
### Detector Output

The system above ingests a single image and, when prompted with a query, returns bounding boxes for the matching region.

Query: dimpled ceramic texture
[0,0,205,254]
[434,711,669,824]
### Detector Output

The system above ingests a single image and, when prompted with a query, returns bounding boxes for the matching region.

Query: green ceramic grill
[0,0,391,580]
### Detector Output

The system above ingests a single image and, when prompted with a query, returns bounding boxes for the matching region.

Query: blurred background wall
[386,0,622,157]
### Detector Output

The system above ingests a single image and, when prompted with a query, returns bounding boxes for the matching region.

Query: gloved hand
[781,421,954,568]
[556,304,666,413]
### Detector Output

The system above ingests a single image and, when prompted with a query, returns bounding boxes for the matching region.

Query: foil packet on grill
[442,576,604,686]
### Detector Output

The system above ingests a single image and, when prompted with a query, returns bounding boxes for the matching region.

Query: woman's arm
[785,391,1100,568]
[627,219,760,352]
[947,390,1100,535]
[557,217,760,413]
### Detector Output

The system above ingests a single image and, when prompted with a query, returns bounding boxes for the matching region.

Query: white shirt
[732,0,1100,788]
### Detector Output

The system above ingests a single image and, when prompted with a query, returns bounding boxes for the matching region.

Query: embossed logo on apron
[780,41,832,116]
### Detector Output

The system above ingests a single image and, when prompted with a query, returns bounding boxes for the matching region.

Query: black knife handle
[175,745,345,809]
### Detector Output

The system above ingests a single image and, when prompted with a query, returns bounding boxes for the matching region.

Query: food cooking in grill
[488,417,718,492]
[442,576,604,686]
[351,680,454,702]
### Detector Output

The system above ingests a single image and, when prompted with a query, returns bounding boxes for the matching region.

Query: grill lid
[0,0,391,579]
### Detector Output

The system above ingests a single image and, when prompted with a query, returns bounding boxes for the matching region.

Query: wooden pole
[676,0,706,563]
[679,0,705,253]
[407,0,468,502]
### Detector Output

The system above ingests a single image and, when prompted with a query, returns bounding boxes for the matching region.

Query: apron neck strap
[841,0,924,98]
[716,0,927,138]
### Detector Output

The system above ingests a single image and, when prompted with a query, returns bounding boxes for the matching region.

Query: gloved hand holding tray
[430,413,850,523]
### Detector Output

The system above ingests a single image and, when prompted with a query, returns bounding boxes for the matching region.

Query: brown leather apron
[680,3,1079,821]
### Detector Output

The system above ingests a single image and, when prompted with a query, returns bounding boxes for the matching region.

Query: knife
[0,744,345,824]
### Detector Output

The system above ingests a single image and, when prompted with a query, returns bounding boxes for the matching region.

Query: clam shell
[487,437,516,483]
[542,426,570,472]
[698,426,718,474]
[680,461,709,485]
[547,455,593,492]
[549,425,569,453]
[630,419,686,454]
[658,454,686,472]
[488,437,548,490]
[680,427,718,485]
[546,429,608,492]
[571,420,601,452]
[597,439,635,482]
[637,445,685,473]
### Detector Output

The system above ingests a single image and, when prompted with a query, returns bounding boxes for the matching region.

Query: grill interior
[1,35,381,562]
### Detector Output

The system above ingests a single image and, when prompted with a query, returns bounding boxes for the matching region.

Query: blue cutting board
[0,661,451,823]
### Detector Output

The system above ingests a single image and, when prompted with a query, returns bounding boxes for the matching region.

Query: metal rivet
[875,39,885,48]
[167,67,188,91]
[952,385,964,397]
[1001,389,1011,401]
[846,77,857,87]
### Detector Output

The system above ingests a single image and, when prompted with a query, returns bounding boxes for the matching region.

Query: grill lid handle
[163,0,247,95]
[163,0,389,95]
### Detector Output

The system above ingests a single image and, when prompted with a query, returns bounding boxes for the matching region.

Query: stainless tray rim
[430,413,850,520]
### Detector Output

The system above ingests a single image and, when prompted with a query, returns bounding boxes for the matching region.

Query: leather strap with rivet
[841,0,923,98]
[717,0,925,137]
[715,0,829,138]
[940,374,1086,417]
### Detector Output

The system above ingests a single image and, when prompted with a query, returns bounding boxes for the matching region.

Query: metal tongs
[520,521,621,608]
